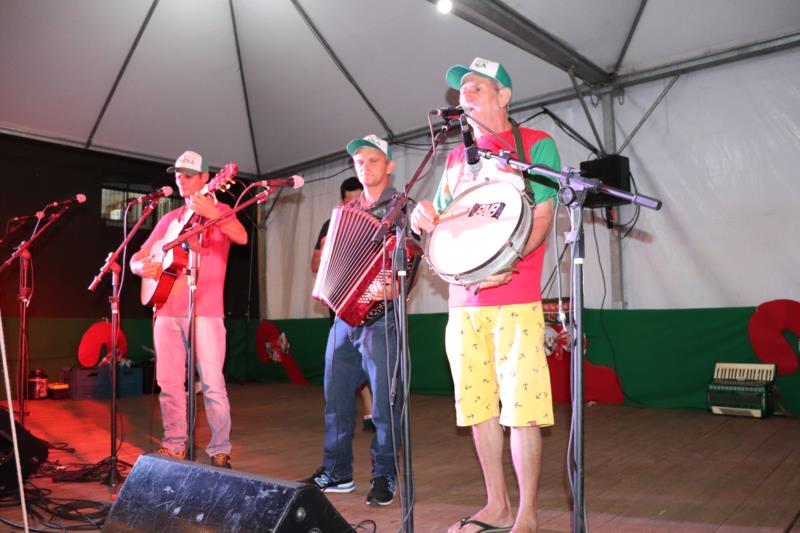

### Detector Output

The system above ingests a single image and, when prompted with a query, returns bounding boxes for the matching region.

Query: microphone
[254,175,304,189]
[429,106,464,119]
[7,213,43,223]
[45,194,87,210]
[129,186,173,205]
[459,115,482,174]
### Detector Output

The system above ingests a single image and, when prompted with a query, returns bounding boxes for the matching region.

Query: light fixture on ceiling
[436,0,453,15]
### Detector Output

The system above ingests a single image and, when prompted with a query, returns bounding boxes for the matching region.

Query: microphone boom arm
[162,188,274,253]
[477,148,662,210]
[0,206,72,275]
[371,121,457,243]
[88,199,161,291]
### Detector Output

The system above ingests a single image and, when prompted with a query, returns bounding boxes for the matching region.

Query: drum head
[426,181,526,281]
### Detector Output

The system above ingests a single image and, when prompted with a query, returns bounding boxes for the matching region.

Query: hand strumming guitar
[186,193,248,245]
[187,193,221,220]
[139,259,163,280]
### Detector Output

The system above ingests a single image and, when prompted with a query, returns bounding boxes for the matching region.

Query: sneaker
[300,467,355,493]
[362,416,376,432]
[366,474,395,506]
[210,453,232,469]
[157,447,186,460]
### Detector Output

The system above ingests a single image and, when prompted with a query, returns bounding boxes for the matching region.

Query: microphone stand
[17,250,31,428]
[371,120,457,533]
[186,241,199,461]
[162,188,274,461]
[88,199,161,487]
[0,207,72,426]
[476,148,662,533]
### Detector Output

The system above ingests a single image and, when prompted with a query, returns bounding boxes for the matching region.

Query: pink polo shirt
[140,204,233,318]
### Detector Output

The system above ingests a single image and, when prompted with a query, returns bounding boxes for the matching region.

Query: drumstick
[433,207,471,225]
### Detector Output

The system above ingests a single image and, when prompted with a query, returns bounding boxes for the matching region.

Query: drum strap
[510,120,537,204]
[510,120,528,164]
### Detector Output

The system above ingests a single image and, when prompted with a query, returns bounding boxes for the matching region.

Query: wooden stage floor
[5,383,800,532]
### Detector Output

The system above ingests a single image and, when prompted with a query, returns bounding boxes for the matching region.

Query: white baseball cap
[166,150,209,175]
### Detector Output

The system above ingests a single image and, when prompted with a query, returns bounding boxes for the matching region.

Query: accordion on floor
[707,362,777,418]
[312,205,419,326]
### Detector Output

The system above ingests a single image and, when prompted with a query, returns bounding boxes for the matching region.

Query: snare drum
[425,180,532,285]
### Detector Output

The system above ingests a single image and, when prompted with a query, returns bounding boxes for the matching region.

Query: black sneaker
[362,416,376,432]
[300,467,355,493]
[366,474,395,506]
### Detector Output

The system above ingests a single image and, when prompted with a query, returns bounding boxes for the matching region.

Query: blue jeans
[323,312,402,480]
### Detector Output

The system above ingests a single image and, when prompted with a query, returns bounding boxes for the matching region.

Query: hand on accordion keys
[366,272,396,301]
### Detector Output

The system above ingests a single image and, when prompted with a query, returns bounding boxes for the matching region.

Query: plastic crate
[66,366,142,400]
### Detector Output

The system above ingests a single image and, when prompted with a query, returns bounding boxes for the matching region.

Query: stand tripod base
[12,407,30,419]
[96,456,133,488]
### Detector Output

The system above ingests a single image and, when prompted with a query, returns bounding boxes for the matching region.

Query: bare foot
[448,507,515,533]
[509,510,538,532]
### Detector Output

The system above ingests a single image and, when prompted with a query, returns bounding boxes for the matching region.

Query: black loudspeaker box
[579,154,631,208]
[102,453,355,532]
[0,408,49,491]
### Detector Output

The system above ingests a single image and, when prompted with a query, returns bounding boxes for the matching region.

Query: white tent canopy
[2,0,799,174]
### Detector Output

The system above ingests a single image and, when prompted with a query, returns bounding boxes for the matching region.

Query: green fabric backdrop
[4,308,797,414]
[582,308,799,411]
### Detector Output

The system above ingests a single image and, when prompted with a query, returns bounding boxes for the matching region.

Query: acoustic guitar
[140,163,238,307]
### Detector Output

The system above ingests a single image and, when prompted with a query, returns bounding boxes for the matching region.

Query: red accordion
[312,206,419,326]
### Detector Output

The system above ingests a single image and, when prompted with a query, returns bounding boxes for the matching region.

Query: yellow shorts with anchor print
[445,302,554,428]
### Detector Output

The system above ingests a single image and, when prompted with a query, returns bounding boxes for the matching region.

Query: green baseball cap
[446,57,512,90]
[346,134,392,161]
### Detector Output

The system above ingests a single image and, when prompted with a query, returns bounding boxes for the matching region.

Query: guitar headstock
[203,162,239,195]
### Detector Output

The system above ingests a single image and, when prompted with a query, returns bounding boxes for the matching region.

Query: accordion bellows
[312,206,403,326]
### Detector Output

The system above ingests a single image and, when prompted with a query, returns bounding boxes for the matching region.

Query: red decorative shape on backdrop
[544,322,624,405]
[255,321,308,384]
[748,299,800,376]
[78,320,128,368]
[583,360,625,404]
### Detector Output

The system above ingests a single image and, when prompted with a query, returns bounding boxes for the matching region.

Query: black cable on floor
[0,482,109,531]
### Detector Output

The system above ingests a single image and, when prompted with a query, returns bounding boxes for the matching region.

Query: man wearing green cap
[310,176,376,434]
[303,135,415,507]
[411,58,560,533]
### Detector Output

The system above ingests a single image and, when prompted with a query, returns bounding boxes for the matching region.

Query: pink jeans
[154,316,231,456]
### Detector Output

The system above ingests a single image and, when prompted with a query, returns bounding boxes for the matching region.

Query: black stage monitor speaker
[0,408,49,491]
[102,453,355,532]
[579,154,631,209]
